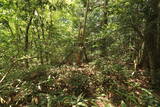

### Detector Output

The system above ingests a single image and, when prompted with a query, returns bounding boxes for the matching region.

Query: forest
[0,0,160,106]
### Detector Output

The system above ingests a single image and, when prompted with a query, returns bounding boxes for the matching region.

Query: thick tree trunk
[144,0,160,88]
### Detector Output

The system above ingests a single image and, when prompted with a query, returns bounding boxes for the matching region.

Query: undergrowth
[0,63,160,107]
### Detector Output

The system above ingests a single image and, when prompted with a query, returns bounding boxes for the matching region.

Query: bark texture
[144,0,160,88]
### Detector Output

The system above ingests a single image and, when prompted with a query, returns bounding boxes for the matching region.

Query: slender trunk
[24,16,33,68]
[77,0,89,65]
[40,18,45,64]
[103,0,108,25]
[138,41,150,70]
[15,23,21,56]
[6,22,14,37]
[82,0,89,38]
[99,0,109,57]
[37,30,44,65]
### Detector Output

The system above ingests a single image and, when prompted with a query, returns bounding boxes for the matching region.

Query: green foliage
[0,0,159,106]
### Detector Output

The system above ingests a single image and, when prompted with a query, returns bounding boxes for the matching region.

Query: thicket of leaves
[0,0,160,106]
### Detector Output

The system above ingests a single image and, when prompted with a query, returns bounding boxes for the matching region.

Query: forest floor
[0,63,160,106]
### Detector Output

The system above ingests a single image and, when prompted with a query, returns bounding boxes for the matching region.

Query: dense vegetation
[0,0,160,106]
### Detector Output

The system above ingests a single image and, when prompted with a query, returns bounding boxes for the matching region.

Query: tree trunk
[138,42,150,70]
[144,0,160,88]
[103,0,109,25]
[77,0,89,65]
[24,16,33,68]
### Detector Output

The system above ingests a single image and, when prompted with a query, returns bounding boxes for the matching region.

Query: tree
[144,0,160,88]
